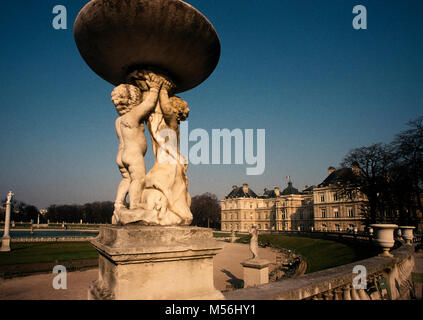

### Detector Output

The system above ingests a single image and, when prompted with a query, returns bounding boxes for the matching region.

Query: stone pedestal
[0,236,11,252]
[88,225,224,300]
[241,258,270,288]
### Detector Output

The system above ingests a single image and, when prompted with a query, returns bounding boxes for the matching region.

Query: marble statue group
[111,70,192,226]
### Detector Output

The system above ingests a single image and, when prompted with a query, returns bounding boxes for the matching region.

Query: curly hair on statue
[169,96,190,122]
[111,84,143,115]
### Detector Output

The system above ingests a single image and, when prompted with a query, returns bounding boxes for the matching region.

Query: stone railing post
[343,284,352,300]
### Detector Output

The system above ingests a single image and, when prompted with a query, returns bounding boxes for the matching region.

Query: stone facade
[313,185,365,232]
[221,168,366,232]
[221,184,314,232]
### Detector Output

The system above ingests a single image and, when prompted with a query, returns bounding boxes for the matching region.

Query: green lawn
[258,234,380,273]
[0,242,98,266]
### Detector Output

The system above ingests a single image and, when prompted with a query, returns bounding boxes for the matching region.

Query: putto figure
[111,72,165,223]
[142,78,192,225]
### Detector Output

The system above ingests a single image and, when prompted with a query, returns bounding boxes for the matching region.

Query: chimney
[328,166,336,175]
[232,185,238,190]
[274,187,280,197]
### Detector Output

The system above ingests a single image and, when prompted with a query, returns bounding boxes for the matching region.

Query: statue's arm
[129,88,160,123]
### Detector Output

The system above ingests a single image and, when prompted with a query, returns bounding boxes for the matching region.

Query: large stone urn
[370,224,398,258]
[399,226,415,246]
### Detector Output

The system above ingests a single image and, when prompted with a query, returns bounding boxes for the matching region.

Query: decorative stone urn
[370,224,398,257]
[399,226,415,246]
[368,227,374,236]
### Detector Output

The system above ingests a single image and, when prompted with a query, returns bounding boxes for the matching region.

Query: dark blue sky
[1,0,422,209]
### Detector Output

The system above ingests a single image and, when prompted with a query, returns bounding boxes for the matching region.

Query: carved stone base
[88,225,224,300]
[113,207,185,226]
[241,258,270,288]
[0,236,11,252]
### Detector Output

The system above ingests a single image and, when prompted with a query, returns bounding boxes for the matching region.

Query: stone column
[89,225,224,300]
[241,259,270,288]
[1,191,13,252]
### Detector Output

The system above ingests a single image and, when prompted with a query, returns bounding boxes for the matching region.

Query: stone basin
[74,0,220,93]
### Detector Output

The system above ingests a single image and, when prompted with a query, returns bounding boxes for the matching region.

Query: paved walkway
[0,242,277,300]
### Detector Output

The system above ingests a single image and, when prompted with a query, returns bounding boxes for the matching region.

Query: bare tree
[393,116,423,217]
[338,116,423,227]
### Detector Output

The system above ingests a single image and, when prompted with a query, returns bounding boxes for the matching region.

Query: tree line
[1,194,221,228]
[338,116,423,226]
[0,198,40,223]
[45,202,114,224]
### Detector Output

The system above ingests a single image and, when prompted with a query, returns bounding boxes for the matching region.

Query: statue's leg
[128,160,146,210]
[115,168,130,209]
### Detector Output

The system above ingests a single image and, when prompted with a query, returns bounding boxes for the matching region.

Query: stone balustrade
[224,245,416,300]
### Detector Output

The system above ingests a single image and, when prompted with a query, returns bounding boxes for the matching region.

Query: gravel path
[0,242,276,300]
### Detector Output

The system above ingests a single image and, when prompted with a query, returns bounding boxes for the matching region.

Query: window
[334,193,338,201]
[320,193,325,202]
[335,224,340,231]
[321,208,327,218]
[348,208,354,217]
[334,208,339,218]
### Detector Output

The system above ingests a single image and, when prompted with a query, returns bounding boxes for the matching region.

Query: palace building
[220,167,366,232]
